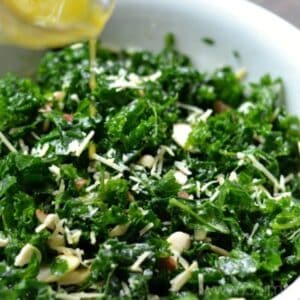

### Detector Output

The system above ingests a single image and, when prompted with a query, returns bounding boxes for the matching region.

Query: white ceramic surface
[0,0,299,298]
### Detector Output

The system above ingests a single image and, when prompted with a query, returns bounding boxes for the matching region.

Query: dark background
[252,0,300,28]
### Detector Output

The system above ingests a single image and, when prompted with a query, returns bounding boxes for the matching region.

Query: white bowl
[0,0,299,298]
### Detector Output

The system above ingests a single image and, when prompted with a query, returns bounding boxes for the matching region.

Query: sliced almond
[172,123,192,148]
[14,244,41,267]
[159,257,177,271]
[58,268,90,285]
[109,224,129,237]
[48,233,65,249]
[37,266,58,283]
[57,254,81,273]
[138,155,155,169]
[35,212,59,233]
[167,232,191,254]
[0,237,9,248]
[174,171,188,185]
[35,209,47,223]
[53,91,65,101]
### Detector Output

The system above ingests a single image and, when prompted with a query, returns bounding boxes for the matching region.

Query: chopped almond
[74,178,88,190]
[63,113,74,122]
[213,100,231,113]
[159,256,177,271]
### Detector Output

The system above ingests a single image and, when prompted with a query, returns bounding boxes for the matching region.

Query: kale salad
[0,35,299,300]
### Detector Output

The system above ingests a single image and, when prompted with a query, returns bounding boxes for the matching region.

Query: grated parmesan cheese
[90,231,96,245]
[169,261,198,292]
[19,139,29,154]
[92,153,128,173]
[130,251,152,272]
[247,223,259,245]
[139,222,154,236]
[238,102,254,114]
[151,146,168,177]
[229,171,238,182]
[49,165,61,178]
[0,131,17,152]
[56,292,105,300]
[174,161,192,175]
[65,228,82,245]
[198,273,204,296]
[107,69,162,91]
[75,130,95,157]
[241,153,284,190]
[31,143,50,157]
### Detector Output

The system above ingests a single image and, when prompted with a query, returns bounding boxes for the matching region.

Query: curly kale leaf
[0,74,44,131]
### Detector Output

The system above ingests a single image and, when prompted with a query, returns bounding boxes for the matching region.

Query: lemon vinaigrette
[0,0,115,48]
[0,0,115,90]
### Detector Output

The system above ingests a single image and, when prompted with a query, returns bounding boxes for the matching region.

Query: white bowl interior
[0,0,299,298]
[101,0,300,115]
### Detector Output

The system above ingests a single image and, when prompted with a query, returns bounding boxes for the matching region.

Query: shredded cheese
[49,165,61,178]
[139,222,154,236]
[177,102,204,114]
[130,251,152,272]
[174,161,192,175]
[19,139,29,154]
[169,261,198,292]
[75,130,95,157]
[90,231,96,245]
[0,131,17,152]
[31,143,50,157]
[247,153,283,192]
[93,153,128,173]
[107,69,162,91]
[247,223,259,245]
[198,273,204,296]
[56,292,105,300]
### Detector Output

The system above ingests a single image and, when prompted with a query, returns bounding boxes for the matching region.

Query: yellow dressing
[89,38,98,91]
[0,0,115,48]
[0,0,115,92]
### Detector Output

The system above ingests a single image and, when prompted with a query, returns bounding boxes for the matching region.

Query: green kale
[0,37,299,300]
[0,74,44,131]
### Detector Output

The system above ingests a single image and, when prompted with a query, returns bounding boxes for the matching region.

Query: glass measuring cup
[0,0,115,48]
